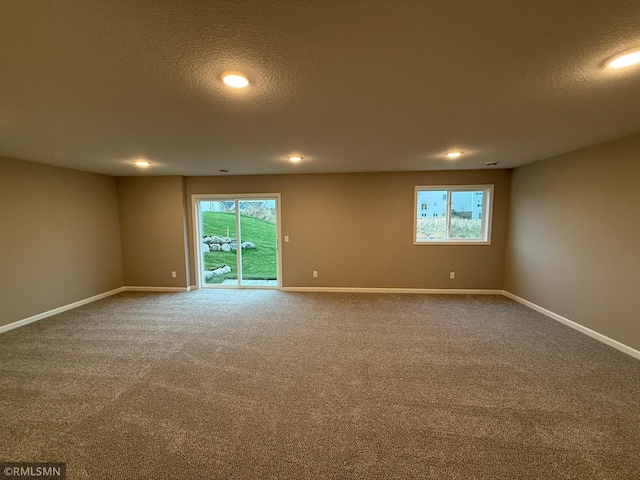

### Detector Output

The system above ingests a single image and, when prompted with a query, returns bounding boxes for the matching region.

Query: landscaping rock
[203,270,214,281]
[211,265,232,276]
[203,237,254,251]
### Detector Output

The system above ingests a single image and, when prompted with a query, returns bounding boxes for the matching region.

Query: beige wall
[0,157,124,328]
[117,176,190,288]
[505,133,640,350]
[187,170,510,289]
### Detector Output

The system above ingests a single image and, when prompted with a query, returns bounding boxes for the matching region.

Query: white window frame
[413,185,494,245]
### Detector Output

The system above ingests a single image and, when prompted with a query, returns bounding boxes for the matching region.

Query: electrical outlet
[313,271,318,278]
[449,272,455,279]
[284,235,289,242]
[171,271,177,278]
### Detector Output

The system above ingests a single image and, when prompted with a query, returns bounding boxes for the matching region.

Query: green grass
[201,212,277,284]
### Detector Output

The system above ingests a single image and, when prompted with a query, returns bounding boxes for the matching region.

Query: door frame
[192,193,282,290]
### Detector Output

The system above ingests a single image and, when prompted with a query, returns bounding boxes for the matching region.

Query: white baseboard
[124,286,190,292]
[0,287,126,334]
[281,287,502,295]
[502,291,640,361]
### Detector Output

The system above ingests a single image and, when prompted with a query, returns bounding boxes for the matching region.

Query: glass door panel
[200,200,238,286]
[238,199,278,287]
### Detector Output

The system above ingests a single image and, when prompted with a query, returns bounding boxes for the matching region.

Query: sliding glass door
[194,195,280,289]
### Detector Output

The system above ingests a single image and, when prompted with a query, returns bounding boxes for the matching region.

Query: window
[414,185,493,244]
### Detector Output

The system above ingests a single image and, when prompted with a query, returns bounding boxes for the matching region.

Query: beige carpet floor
[1,291,639,479]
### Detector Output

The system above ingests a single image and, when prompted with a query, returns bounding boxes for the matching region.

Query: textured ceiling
[1,0,640,176]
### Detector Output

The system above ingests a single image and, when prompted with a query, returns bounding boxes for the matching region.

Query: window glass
[450,190,482,239]
[416,190,447,240]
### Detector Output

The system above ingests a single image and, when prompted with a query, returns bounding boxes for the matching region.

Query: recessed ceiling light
[288,156,303,163]
[446,151,462,159]
[134,160,151,168]
[607,50,640,69]
[222,73,250,88]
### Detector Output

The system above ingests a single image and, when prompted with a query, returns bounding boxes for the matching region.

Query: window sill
[414,240,491,246]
